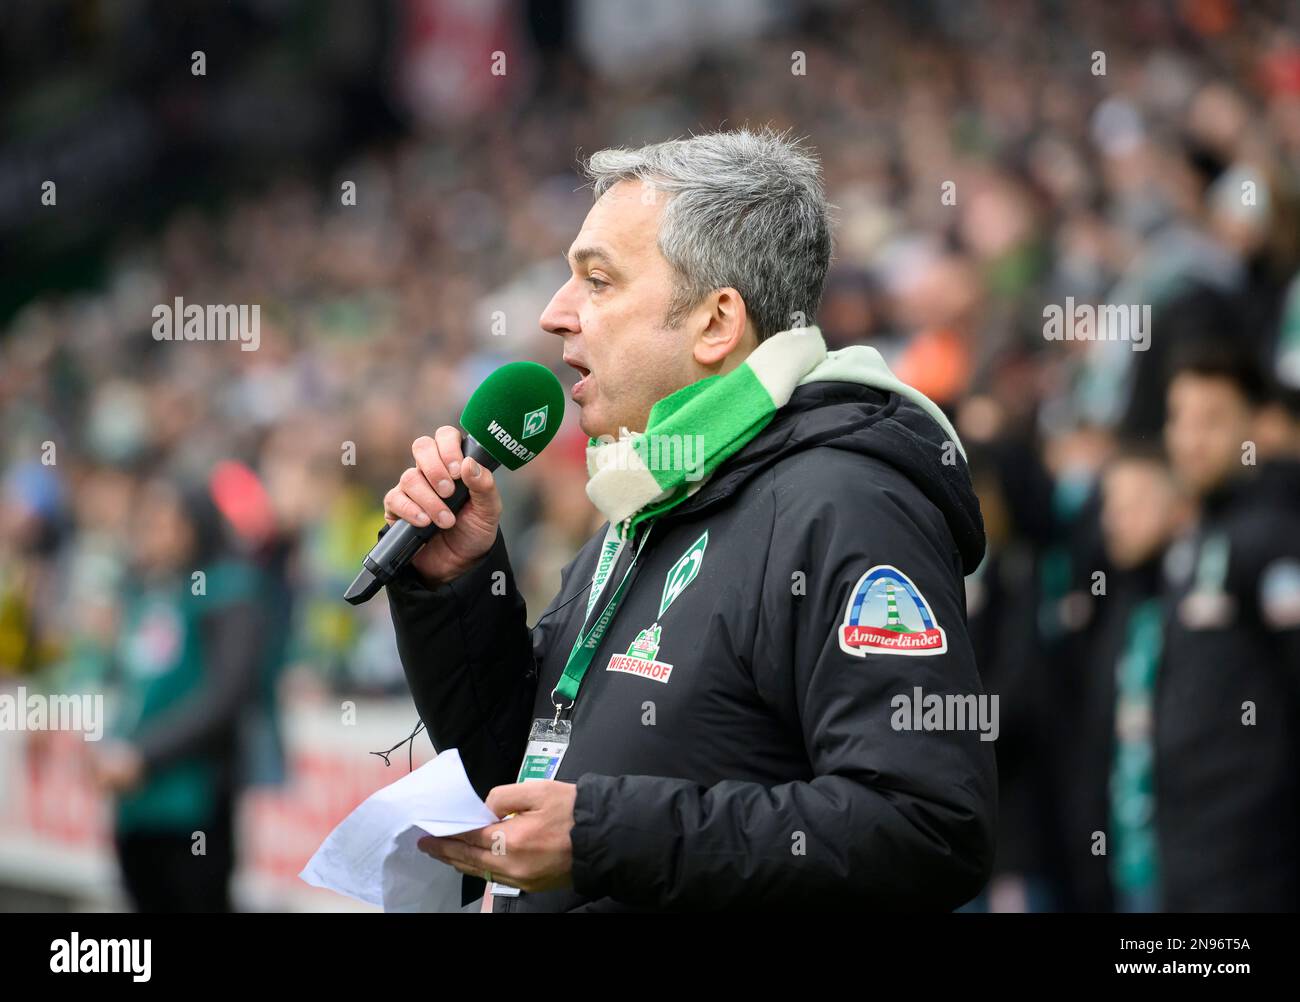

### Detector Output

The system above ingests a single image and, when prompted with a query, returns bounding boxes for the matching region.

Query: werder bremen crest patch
[660,530,708,618]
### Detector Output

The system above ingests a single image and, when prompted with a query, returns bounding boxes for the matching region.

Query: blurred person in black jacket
[1155,347,1300,911]
[1064,444,1190,912]
[963,435,1061,911]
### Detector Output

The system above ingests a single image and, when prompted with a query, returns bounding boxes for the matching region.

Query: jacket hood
[671,378,988,575]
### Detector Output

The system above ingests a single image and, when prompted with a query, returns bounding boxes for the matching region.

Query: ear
[692,288,755,370]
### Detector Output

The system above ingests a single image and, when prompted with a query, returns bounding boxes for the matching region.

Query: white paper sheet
[299,749,499,912]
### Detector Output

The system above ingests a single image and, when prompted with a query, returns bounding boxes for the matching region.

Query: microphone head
[460,361,566,470]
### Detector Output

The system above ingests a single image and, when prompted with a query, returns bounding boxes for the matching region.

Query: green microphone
[344,361,566,604]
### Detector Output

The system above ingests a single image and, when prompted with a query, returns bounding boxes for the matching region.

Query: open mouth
[565,359,592,399]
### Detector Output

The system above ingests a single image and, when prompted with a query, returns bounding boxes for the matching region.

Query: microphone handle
[344,436,500,605]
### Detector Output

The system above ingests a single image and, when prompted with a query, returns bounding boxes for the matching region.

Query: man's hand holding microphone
[382,427,502,587]
[355,362,579,896]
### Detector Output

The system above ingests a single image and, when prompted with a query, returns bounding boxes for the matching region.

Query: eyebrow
[566,246,621,276]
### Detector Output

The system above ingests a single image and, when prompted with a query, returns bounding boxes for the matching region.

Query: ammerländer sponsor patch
[839,564,948,657]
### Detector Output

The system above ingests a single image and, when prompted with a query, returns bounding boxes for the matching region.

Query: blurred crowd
[2,0,1300,911]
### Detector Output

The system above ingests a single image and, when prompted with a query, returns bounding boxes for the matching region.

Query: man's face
[1164,373,1253,497]
[540,180,697,439]
[1100,460,1179,570]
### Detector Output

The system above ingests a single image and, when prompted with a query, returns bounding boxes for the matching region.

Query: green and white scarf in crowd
[585,325,963,539]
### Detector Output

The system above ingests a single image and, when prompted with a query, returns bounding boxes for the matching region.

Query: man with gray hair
[384,127,996,911]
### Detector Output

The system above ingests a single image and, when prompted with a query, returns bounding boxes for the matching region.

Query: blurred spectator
[1064,444,1189,912]
[1156,347,1300,911]
[89,473,275,912]
[962,434,1060,912]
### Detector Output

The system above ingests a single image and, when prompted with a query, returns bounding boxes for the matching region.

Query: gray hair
[582,127,832,342]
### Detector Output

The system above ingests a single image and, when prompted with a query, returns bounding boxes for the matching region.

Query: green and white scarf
[585,325,963,539]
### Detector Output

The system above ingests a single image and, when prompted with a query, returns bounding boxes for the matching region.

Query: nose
[540,276,581,338]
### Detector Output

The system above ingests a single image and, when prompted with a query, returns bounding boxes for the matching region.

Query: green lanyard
[551,521,654,715]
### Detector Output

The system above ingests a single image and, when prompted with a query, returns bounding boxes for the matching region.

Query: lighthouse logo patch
[839,565,948,657]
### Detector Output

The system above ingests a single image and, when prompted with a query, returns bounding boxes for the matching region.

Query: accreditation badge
[488,717,572,900]
[516,716,572,781]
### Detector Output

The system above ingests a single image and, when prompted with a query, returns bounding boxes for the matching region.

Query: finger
[418,835,486,869]
[434,425,464,479]
[446,859,479,879]
[445,857,519,888]
[411,435,454,503]
[448,824,501,852]
[384,485,431,527]
[459,458,501,517]
[485,782,547,817]
[417,835,443,858]
[432,839,495,875]
[400,465,455,529]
